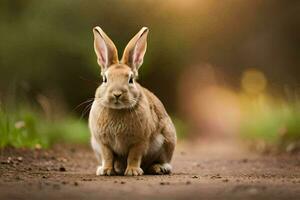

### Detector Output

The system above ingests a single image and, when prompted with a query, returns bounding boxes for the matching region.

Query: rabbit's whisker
[80,102,93,119]
[78,97,102,119]
[74,98,95,111]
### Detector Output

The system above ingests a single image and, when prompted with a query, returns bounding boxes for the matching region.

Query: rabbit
[89,26,176,176]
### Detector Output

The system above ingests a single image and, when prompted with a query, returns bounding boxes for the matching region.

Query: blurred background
[0,0,299,152]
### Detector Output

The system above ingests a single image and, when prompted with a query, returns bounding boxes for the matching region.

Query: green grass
[0,106,89,148]
[172,116,189,139]
[240,101,300,152]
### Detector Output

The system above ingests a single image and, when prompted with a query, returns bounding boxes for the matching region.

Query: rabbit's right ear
[121,27,149,75]
[93,27,119,71]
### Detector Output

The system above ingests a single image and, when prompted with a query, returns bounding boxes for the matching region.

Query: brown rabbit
[89,26,176,176]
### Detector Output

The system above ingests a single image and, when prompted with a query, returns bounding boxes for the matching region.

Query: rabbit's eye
[102,75,107,83]
[128,75,134,84]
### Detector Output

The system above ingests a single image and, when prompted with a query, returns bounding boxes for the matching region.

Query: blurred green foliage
[0,105,89,148]
[172,116,189,139]
[240,101,300,152]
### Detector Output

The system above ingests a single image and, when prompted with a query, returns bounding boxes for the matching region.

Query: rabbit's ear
[93,26,119,71]
[121,27,149,74]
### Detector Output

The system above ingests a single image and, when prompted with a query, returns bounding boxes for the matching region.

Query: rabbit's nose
[113,92,122,99]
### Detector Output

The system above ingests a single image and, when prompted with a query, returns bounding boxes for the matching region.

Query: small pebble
[83,178,93,181]
[7,157,13,164]
[186,181,191,185]
[17,157,23,162]
[160,182,170,185]
[59,166,66,172]
[211,174,222,179]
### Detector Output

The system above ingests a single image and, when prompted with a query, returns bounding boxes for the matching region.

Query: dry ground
[0,139,299,200]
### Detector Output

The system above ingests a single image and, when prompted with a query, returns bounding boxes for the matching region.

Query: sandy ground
[0,139,299,200]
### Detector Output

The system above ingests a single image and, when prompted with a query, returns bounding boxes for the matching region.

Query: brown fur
[89,27,176,176]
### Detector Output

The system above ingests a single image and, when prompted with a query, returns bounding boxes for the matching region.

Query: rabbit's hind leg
[148,163,172,175]
[147,140,175,175]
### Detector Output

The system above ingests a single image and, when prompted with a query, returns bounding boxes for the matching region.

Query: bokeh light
[241,69,267,95]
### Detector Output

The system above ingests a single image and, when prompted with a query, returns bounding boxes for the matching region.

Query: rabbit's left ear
[93,26,119,71]
[121,27,149,74]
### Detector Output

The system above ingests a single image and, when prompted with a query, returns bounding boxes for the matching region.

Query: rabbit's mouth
[113,100,122,106]
[96,93,139,109]
[100,98,136,109]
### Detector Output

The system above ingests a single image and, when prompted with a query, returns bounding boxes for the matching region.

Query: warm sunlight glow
[241,69,267,95]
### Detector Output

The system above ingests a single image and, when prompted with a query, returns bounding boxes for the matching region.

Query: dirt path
[0,139,299,200]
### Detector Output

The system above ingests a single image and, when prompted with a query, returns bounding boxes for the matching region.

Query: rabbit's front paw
[124,166,143,176]
[96,166,115,176]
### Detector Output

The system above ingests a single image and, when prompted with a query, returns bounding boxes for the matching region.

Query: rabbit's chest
[98,118,148,155]
[89,102,155,155]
